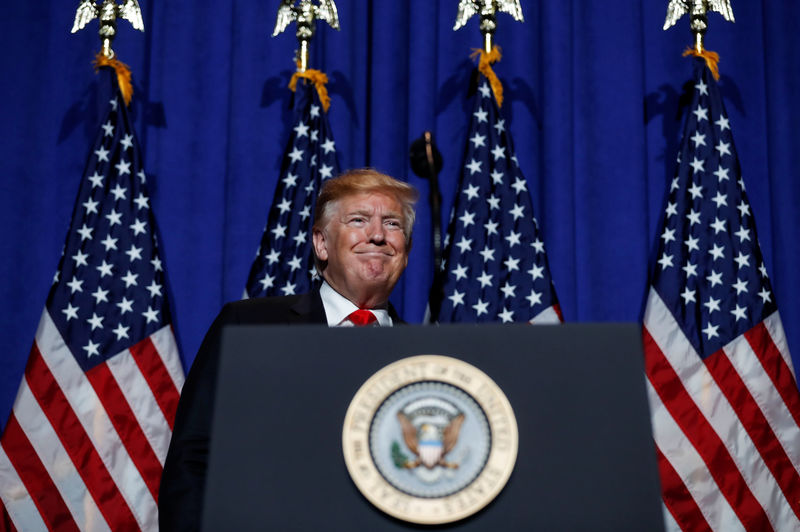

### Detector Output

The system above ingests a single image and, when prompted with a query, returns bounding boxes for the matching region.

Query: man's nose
[366,220,386,243]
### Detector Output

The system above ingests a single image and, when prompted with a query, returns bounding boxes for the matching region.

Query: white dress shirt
[319,281,393,327]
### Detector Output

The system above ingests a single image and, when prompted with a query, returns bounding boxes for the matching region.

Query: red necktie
[347,309,377,326]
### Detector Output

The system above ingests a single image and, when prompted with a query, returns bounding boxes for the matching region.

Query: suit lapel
[289,289,328,324]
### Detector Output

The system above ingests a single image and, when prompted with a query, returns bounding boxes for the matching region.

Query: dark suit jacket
[158,290,401,531]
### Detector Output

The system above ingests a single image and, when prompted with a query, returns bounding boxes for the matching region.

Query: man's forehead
[336,191,403,214]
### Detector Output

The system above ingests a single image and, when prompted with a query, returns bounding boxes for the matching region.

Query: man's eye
[385,220,402,228]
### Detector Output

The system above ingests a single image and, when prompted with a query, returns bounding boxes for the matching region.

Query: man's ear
[312,228,328,261]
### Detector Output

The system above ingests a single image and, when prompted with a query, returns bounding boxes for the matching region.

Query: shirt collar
[319,280,393,327]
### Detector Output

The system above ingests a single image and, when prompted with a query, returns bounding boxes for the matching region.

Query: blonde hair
[313,168,418,240]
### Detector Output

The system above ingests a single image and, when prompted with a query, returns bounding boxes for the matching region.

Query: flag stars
[707,270,723,287]
[702,322,719,340]
[670,177,680,191]
[455,236,473,253]
[531,238,545,253]
[126,245,143,262]
[710,217,726,234]
[688,182,703,199]
[448,290,465,307]
[734,252,750,269]
[691,131,706,147]
[472,299,489,316]
[319,164,334,179]
[703,296,721,314]
[732,278,748,295]
[309,104,320,118]
[259,273,275,290]
[133,193,149,210]
[62,303,79,321]
[459,211,476,228]
[658,253,674,269]
[120,134,134,150]
[277,198,292,214]
[122,270,138,287]
[505,231,521,248]
[101,121,114,136]
[473,108,488,123]
[73,250,89,267]
[265,249,281,265]
[731,305,747,321]
[737,201,751,217]
[130,219,147,236]
[712,191,727,209]
[716,141,731,157]
[498,308,514,323]
[686,210,701,226]
[665,202,678,217]
[143,306,159,323]
[463,184,480,200]
[84,340,100,358]
[526,289,542,307]
[708,243,725,261]
[115,159,131,176]
[87,313,104,330]
[486,195,500,210]
[685,235,699,252]
[716,115,730,131]
[67,277,83,293]
[478,83,492,98]
[661,227,676,244]
[758,287,772,303]
[734,226,750,242]
[494,119,506,134]
[466,159,482,175]
[479,246,495,262]
[294,122,309,138]
[509,204,525,220]
[137,170,147,183]
[681,286,696,304]
[484,219,499,235]
[92,286,109,304]
[96,260,113,277]
[106,210,122,226]
[693,106,709,122]
[500,282,517,298]
[117,297,133,314]
[683,261,698,278]
[491,145,506,160]
[759,263,769,278]
[151,257,163,271]
[109,97,118,110]
[321,139,336,154]
[452,264,468,280]
[714,167,730,182]
[528,264,544,281]
[271,223,287,239]
[112,323,130,341]
[281,282,297,296]
[283,173,299,188]
[490,170,504,185]
[470,133,486,148]
[95,146,110,162]
[299,205,311,220]
[293,231,308,246]
[511,177,527,194]
[288,148,304,163]
[110,184,127,200]
[288,255,303,271]
[689,157,705,173]
[89,172,104,188]
[83,198,99,214]
[504,256,520,271]
[477,272,493,288]
[695,80,708,95]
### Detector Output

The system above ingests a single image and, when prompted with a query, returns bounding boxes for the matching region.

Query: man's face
[312,191,409,308]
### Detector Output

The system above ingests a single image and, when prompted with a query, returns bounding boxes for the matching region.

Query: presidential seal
[342,355,518,525]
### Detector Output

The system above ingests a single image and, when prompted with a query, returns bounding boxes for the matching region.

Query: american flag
[245,78,340,298]
[644,61,800,530]
[431,74,561,324]
[0,68,184,531]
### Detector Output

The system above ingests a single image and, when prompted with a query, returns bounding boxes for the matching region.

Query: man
[158,168,418,530]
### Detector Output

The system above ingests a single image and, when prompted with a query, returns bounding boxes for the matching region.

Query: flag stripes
[645,290,800,530]
[745,323,800,430]
[654,446,712,532]
[128,337,181,429]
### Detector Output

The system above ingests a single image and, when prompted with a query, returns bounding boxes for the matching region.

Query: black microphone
[409,132,445,321]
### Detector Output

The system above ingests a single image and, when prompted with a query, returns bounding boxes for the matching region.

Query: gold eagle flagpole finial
[273,0,340,73]
[663,0,734,54]
[453,0,523,53]
[71,0,144,60]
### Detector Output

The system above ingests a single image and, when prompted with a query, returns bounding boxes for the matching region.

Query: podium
[202,323,664,530]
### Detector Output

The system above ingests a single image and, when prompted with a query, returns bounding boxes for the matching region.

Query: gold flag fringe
[683,46,720,81]
[289,68,331,112]
[93,53,134,106]
[470,46,504,107]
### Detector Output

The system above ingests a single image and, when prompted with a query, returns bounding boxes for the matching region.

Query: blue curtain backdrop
[2,1,799,427]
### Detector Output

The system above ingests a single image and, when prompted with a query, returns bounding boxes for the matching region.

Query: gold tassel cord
[470,46,504,107]
[289,68,331,112]
[93,53,134,106]
[683,46,720,81]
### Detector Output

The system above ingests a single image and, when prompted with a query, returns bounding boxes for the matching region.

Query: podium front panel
[202,323,664,531]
